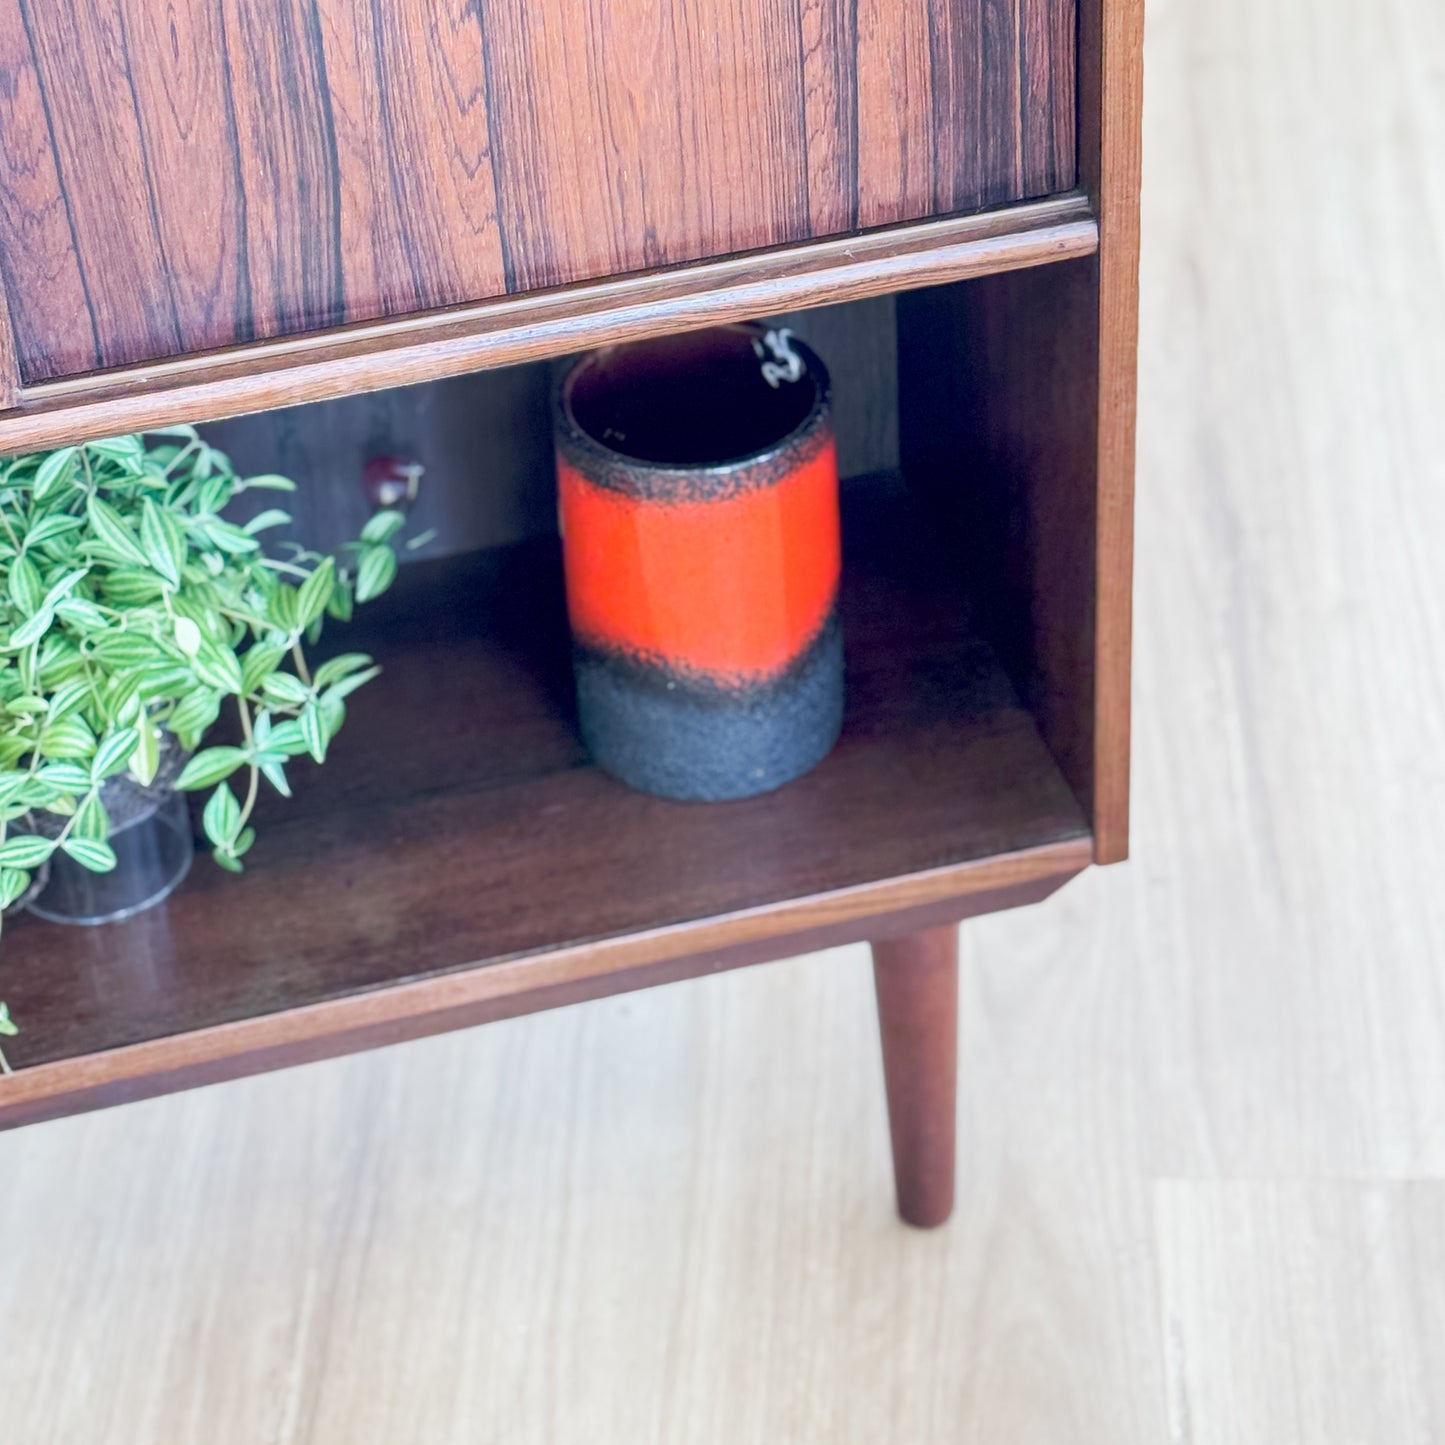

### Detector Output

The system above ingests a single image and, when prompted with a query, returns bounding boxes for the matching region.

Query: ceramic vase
[554,323,844,802]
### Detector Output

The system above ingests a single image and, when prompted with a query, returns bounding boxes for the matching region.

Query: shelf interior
[0,473,1088,1076]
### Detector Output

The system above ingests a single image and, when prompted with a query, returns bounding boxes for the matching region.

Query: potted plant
[0,428,406,1072]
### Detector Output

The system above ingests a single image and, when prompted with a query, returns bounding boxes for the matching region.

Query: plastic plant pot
[26,735,194,927]
[28,787,194,926]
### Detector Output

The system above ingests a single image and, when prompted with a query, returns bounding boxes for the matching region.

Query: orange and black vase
[554,324,843,802]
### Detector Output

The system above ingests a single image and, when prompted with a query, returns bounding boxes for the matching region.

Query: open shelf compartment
[0,257,1111,1127]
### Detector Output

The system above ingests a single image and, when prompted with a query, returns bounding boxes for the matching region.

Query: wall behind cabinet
[204,297,900,561]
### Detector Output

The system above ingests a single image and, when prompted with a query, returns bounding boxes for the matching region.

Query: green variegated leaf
[354,545,397,603]
[319,695,345,737]
[36,761,92,793]
[134,662,196,698]
[175,746,249,791]
[264,719,308,757]
[85,435,145,467]
[106,676,143,728]
[325,574,354,622]
[267,583,298,633]
[167,688,222,748]
[321,665,380,706]
[35,641,86,689]
[37,714,95,759]
[0,834,54,869]
[74,792,111,842]
[24,513,85,549]
[8,606,54,651]
[261,671,310,707]
[46,678,91,721]
[296,556,334,629]
[193,640,243,694]
[257,755,291,797]
[0,867,31,909]
[129,722,160,786]
[91,727,139,780]
[86,495,149,566]
[202,780,241,849]
[240,641,286,695]
[242,508,292,535]
[173,614,203,657]
[239,473,296,492]
[55,597,109,632]
[89,630,163,668]
[198,518,259,555]
[40,569,90,612]
[313,653,374,690]
[361,509,406,545]
[101,569,167,606]
[0,772,31,806]
[8,554,42,615]
[32,446,77,501]
[298,702,327,763]
[61,836,117,872]
[140,497,186,587]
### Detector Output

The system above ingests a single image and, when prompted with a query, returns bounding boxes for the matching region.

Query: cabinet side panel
[1080,0,1143,862]
[898,0,1140,862]
[897,260,1101,833]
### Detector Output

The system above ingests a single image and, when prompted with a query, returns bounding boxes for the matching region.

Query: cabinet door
[0,0,1075,383]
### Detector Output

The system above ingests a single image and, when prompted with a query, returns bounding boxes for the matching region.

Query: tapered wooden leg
[871,924,959,1229]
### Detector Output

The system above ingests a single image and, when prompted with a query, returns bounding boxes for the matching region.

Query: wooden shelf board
[0,196,1097,454]
[0,475,1089,1127]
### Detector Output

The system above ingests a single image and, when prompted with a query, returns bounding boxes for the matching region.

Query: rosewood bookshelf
[0,0,1142,1229]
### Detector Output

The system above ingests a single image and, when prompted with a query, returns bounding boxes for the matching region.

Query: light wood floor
[4,1,1444,1439]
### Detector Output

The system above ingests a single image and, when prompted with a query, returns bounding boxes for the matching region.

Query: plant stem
[290,642,312,688]
[235,698,260,837]
[162,438,200,478]
[258,557,315,580]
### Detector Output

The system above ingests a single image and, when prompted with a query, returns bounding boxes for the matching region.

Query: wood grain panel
[0,198,1095,455]
[799,0,859,235]
[11,0,183,372]
[0,12,94,393]
[218,0,344,342]
[855,0,935,228]
[0,0,1077,384]
[116,0,253,356]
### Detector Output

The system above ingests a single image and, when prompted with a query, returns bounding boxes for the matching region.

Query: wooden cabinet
[0,0,1142,1230]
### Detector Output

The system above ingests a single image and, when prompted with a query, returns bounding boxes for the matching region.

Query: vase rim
[555,322,833,488]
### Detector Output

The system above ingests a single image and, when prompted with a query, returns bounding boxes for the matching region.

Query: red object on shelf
[362,455,424,510]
